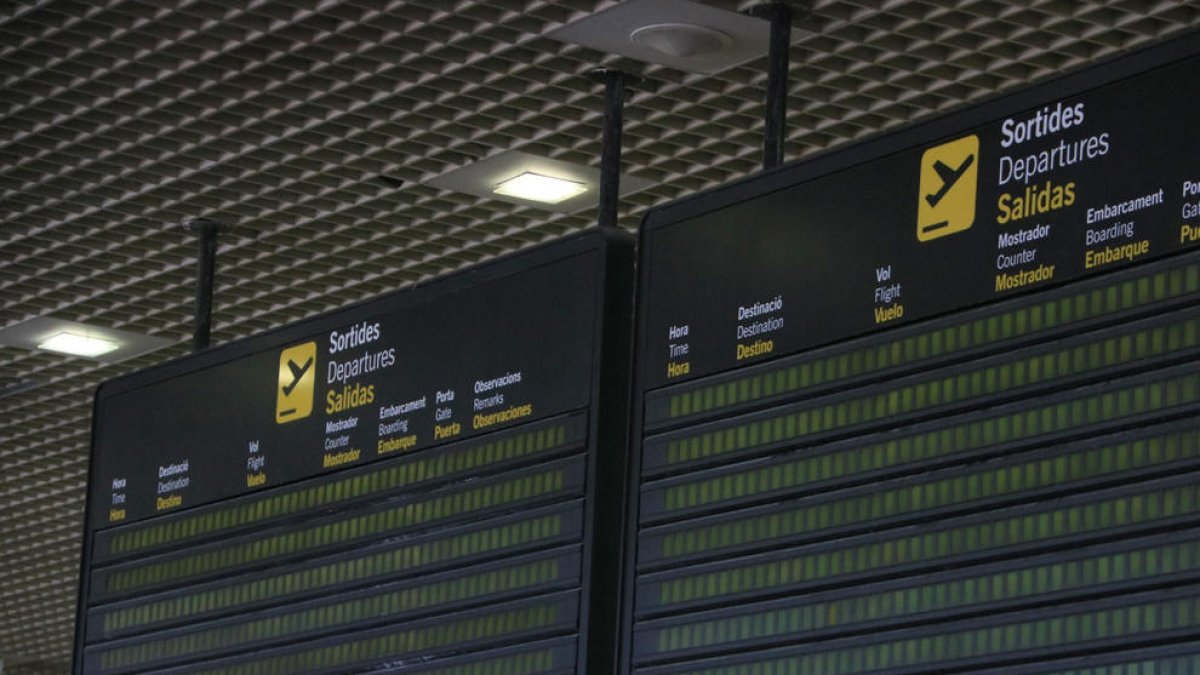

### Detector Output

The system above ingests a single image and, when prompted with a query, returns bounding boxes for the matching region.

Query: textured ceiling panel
[1,0,1197,670]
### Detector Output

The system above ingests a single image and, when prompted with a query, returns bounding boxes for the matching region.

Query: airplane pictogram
[276,341,317,423]
[917,135,979,242]
[281,355,313,397]
[924,154,975,208]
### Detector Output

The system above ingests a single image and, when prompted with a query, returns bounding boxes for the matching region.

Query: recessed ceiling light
[0,317,172,363]
[38,332,120,357]
[493,172,588,204]
[426,150,653,213]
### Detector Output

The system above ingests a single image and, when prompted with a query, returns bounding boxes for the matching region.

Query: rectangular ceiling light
[37,332,120,357]
[0,316,172,363]
[426,150,653,214]
[493,172,588,204]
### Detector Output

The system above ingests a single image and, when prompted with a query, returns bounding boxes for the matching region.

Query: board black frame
[621,28,1200,673]
[75,227,635,675]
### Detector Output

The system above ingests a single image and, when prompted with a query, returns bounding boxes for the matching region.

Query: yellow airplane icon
[918,135,979,242]
[276,342,316,424]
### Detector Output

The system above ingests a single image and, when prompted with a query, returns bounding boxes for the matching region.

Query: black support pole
[187,219,219,352]
[591,68,635,230]
[754,2,793,170]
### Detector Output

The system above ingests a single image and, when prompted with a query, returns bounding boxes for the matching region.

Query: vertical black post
[187,219,219,352]
[591,68,633,230]
[754,2,792,170]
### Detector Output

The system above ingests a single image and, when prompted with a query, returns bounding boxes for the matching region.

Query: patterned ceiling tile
[1,0,1196,669]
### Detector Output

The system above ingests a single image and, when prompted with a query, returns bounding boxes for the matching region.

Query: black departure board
[75,230,634,675]
[622,33,1200,674]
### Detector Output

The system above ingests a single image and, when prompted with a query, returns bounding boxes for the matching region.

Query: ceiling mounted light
[493,172,588,204]
[0,317,172,363]
[37,332,119,357]
[630,23,732,58]
[547,0,807,75]
[425,150,653,213]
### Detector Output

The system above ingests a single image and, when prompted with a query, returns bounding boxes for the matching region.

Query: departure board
[622,32,1200,674]
[76,230,634,675]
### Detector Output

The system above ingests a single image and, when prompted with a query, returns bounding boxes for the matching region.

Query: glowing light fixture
[426,150,652,213]
[0,317,169,363]
[37,332,120,357]
[493,172,588,204]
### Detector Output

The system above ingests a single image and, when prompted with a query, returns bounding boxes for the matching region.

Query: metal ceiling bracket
[589,69,642,229]
[750,2,793,170]
[183,218,221,352]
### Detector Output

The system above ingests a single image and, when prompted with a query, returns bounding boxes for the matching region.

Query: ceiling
[1,0,1197,671]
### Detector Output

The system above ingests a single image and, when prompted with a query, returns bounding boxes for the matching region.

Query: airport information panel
[624,34,1200,674]
[76,231,633,675]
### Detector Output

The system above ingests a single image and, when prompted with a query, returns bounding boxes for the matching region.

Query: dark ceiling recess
[1,0,1198,671]
[376,175,406,189]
